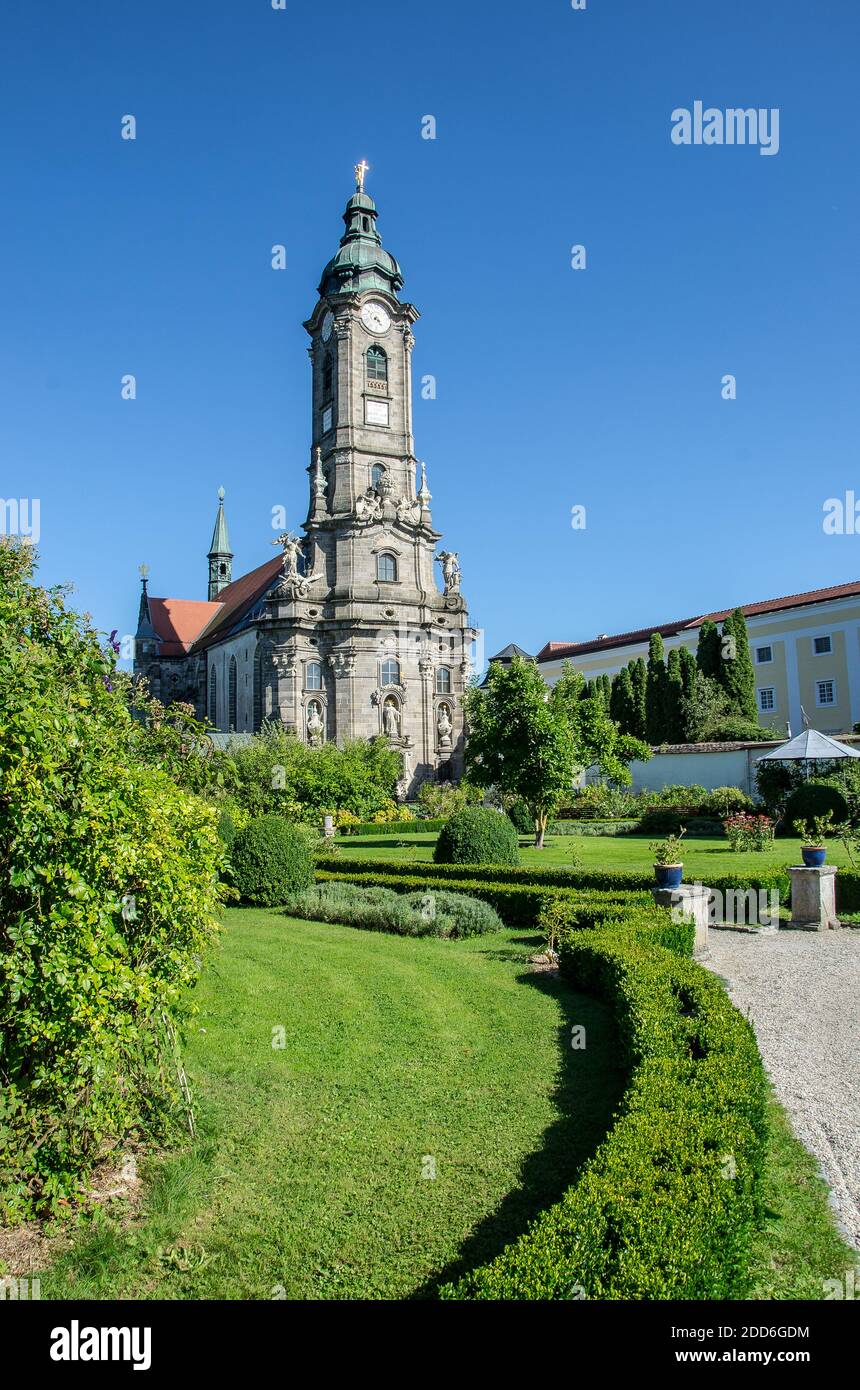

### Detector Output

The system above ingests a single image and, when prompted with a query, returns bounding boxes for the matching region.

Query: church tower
[257,163,471,790]
[207,487,233,599]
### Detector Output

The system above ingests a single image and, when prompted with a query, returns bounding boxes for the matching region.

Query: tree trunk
[534,812,547,849]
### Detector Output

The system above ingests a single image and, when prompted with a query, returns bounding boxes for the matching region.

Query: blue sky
[2,0,859,666]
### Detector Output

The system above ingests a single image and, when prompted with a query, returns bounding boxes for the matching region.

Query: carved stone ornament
[371,681,407,706]
[437,550,461,595]
[271,531,323,599]
[327,646,356,678]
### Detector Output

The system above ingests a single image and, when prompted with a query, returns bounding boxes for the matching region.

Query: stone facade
[134,172,472,795]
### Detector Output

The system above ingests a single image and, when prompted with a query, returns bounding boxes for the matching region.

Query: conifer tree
[645,633,668,744]
[630,658,648,740]
[696,619,722,681]
[610,666,636,734]
[719,608,758,721]
[666,647,685,742]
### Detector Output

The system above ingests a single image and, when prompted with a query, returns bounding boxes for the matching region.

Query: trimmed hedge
[434,807,520,866]
[232,815,314,906]
[282,881,502,938]
[442,904,767,1299]
[340,817,447,837]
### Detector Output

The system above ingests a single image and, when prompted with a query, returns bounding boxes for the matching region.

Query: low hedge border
[339,817,447,836]
[442,901,767,1300]
[316,868,649,927]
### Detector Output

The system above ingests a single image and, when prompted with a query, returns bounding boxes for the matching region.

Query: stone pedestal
[788,865,840,931]
[653,884,709,958]
[323,814,335,839]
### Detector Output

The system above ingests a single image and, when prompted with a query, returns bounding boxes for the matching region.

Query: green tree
[719,608,758,722]
[666,647,685,742]
[0,540,223,1217]
[696,619,722,681]
[598,673,612,709]
[226,725,401,821]
[610,667,636,734]
[630,658,648,740]
[551,664,651,788]
[645,633,669,744]
[464,656,576,849]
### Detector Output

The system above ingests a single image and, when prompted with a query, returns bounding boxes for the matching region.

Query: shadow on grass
[411,965,626,1299]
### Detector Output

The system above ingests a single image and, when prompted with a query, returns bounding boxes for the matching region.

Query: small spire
[207,488,233,599]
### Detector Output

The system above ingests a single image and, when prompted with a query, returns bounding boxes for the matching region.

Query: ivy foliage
[0,541,224,1219]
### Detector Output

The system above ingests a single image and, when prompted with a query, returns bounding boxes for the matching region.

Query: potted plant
[796,814,833,867]
[650,828,686,889]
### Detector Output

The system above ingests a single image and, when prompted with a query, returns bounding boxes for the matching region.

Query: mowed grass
[332,832,854,877]
[42,911,623,1301]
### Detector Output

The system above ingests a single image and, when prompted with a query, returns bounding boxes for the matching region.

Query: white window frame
[816,677,837,707]
[755,645,773,664]
[813,634,832,656]
[757,687,776,713]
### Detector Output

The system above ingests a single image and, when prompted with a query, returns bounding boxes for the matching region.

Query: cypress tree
[720,608,758,721]
[630,658,648,740]
[679,645,697,700]
[678,645,699,741]
[666,647,685,742]
[610,666,636,734]
[696,619,722,681]
[645,633,668,744]
[599,673,612,709]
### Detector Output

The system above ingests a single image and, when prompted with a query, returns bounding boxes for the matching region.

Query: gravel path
[704,929,860,1250]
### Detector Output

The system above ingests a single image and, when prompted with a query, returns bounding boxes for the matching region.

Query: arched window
[322,354,333,400]
[252,646,262,731]
[208,666,217,726]
[366,345,387,382]
[377,552,397,582]
[381,658,401,686]
[306,660,322,691]
[228,656,237,731]
[435,666,452,695]
[371,463,385,490]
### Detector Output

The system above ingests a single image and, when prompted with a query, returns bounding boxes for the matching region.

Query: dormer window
[366,345,387,383]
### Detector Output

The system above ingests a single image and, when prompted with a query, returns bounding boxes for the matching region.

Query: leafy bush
[282,881,502,938]
[754,760,803,815]
[367,799,415,825]
[705,786,754,818]
[0,540,224,1219]
[442,909,766,1299]
[434,807,520,866]
[232,816,314,906]
[226,724,402,822]
[507,798,535,835]
[783,782,848,836]
[725,812,775,852]
[416,780,482,819]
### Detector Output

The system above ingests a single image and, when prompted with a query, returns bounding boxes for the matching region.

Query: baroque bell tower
[259,164,471,792]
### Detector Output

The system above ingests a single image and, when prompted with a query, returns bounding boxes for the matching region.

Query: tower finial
[354,159,369,193]
[218,485,225,502]
[138,561,149,586]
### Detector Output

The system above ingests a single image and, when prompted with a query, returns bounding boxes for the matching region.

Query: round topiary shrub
[783,781,848,836]
[232,815,315,906]
[434,806,520,866]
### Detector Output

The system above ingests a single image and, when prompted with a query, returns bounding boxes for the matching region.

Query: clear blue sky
[3,0,859,666]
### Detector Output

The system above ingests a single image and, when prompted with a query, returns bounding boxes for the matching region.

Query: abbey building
[134,167,472,793]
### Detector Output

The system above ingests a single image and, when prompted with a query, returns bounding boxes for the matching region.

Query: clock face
[361,301,391,335]
[321,310,334,342]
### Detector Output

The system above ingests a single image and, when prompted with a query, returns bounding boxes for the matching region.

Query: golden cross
[354,159,369,193]
[139,562,149,581]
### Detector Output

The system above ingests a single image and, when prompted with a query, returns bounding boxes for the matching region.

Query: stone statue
[396,495,421,526]
[437,704,453,749]
[355,488,383,524]
[437,551,461,594]
[383,698,401,739]
[271,531,322,598]
[307,702,324,747]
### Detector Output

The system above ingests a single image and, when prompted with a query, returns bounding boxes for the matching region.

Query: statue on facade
[307,702,324,748]
[437,704,453,750]
[383,697,401,739]
[437,551,461,594]
[355,488,384,524]
[396,495,421,526]
[272,531,322,598]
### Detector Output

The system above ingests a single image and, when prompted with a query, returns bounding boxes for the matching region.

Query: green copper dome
[318,189,403,298]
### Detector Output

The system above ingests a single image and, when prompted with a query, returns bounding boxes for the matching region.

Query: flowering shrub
[725,812,775,852]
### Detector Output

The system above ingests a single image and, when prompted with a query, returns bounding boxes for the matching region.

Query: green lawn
[333,831,853,877]
[42,911,622,1300]
[40,906,852,1300]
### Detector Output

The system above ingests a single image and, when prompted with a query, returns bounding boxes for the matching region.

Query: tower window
[377,552,397,582]
[371,463,385,490]
[306,660,323,691]
[381,658,401,686]
[366,345,387,382]
[362,216,370,232]
[322,354,333,400]
[228,656,238,731]
[435,666,452,695]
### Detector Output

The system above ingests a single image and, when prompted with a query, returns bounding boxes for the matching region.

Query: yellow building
[536,580,860,737]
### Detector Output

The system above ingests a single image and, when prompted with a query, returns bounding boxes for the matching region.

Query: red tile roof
[536,579,860,663]
[148,554,284,657]
[148,598,222,656]
[191,554,284,652]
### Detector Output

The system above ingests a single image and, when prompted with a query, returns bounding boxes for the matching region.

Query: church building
[133,166,472,794]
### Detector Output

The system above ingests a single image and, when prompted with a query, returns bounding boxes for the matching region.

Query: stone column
[652,884,710,958]
[788,866,840,931]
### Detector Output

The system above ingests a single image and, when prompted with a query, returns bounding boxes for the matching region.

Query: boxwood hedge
[441,901,767,1300]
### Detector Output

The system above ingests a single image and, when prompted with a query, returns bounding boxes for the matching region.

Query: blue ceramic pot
[654,864,683,889]
[801,847,826,868]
